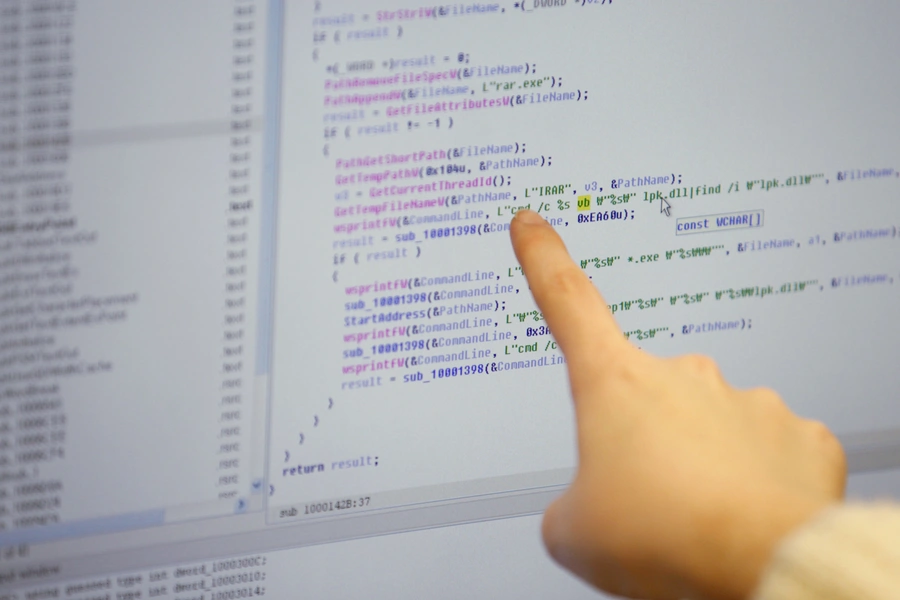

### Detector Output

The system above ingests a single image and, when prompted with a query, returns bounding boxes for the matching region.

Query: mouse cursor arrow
[660,198,672,217]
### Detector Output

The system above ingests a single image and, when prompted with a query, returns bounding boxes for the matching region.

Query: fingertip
[510,210,548,252]
[509,209,558,266]
[512,209,547,227]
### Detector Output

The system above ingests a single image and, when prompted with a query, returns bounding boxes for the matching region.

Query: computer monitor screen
[2,1,900,598]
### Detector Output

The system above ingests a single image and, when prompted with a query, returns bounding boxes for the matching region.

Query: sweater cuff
[752,503,900,600]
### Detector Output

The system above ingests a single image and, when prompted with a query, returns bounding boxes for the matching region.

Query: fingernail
[514,209,546,226]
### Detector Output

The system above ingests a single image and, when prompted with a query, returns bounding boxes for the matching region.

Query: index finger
[509,210,632,390]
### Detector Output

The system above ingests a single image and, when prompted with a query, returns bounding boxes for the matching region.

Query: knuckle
[529,265,586,311]
[804,418,833,444]
[806,420,846,470]
[751,387,787,412]
[545,265,588,297]
[680,354,721,377]
[609,353,645,386]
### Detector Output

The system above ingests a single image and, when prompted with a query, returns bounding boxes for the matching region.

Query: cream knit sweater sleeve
[752,504,900,600]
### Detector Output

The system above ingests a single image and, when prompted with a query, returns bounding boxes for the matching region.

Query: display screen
[1,1,899,598]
